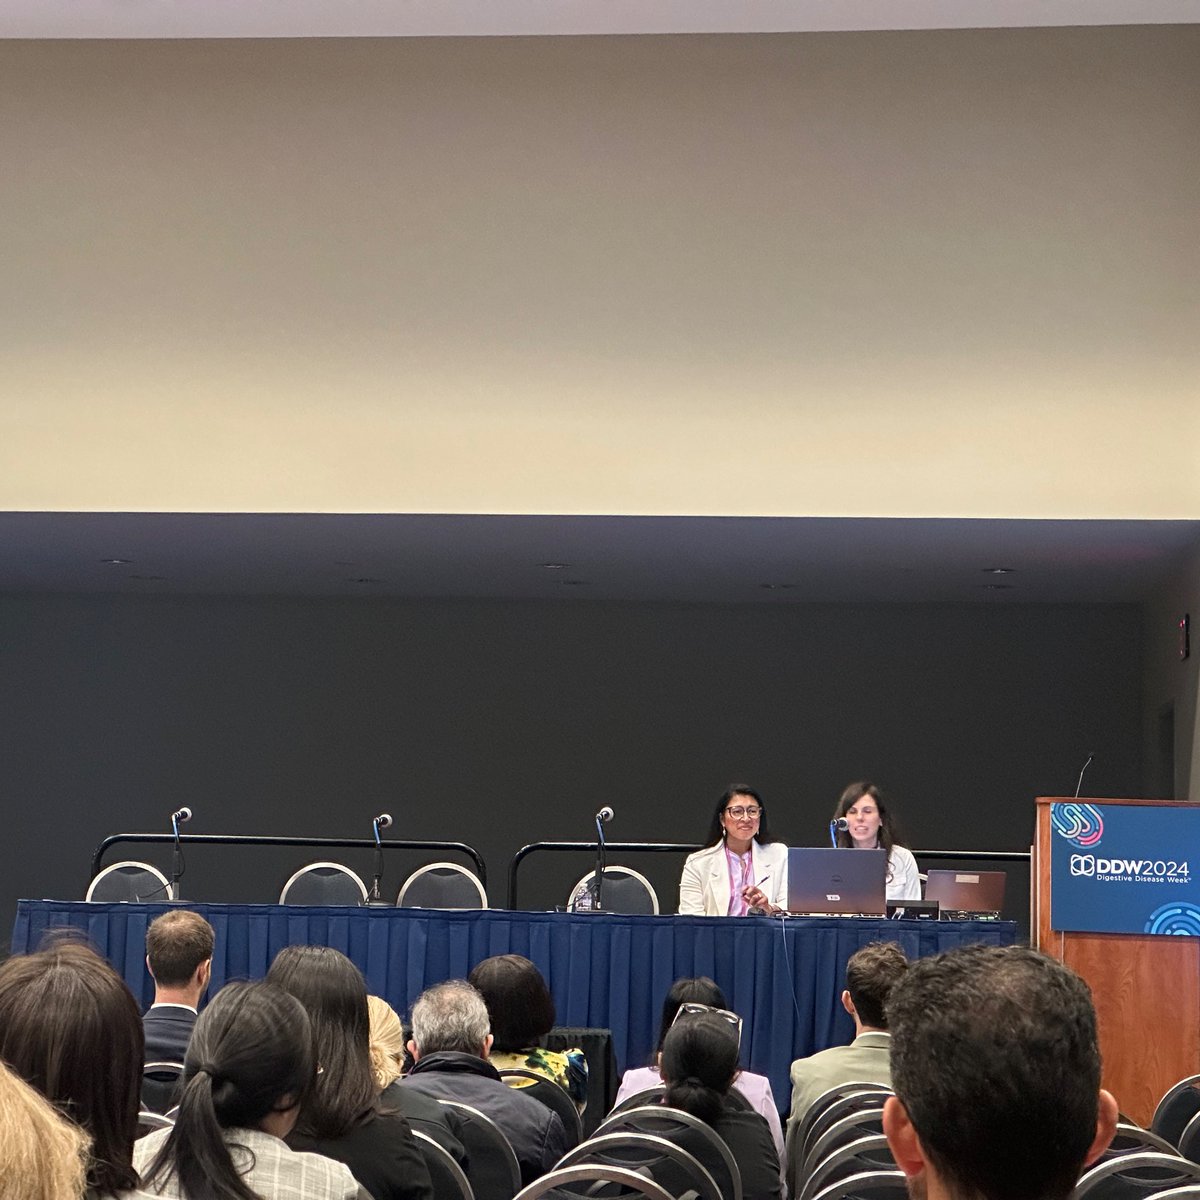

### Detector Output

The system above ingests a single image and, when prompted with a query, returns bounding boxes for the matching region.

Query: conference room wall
[0,593,1141,948]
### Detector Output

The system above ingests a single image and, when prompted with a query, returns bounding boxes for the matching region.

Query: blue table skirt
[12,900,1016,1110]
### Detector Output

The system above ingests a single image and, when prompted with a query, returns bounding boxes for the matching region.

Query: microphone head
[832,817,849,831]
[173,807,193,824]
[374,813,393,830]
[596,806,615,823]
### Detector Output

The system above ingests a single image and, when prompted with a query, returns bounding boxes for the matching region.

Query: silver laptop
[786,847,887,916]
[923,869,1006,917]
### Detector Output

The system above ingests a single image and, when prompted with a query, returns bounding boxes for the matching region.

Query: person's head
[0,938,143,1196]
[0,1057,91,1200]
[842,942,908,1031]
[408,980,492,1061]
[655,976,728,1054]
[659,1010,740,1126]
[834,781,900,851]
[467,954,556,1053]
[367,995,406,1089]
[265,944,377,1138]
[704,784,776,849]
[883,945,1117,1200]
[145,909,214,999]
[141,981,317,1200]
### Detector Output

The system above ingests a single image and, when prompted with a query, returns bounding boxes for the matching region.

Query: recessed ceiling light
[129,574,164,581]
[760,583,798,590]
[561,579,591,586]
[983,583,1015,590]
[101,558,131,565]
[347,577,381,584]
[982,567,1016,574]
[542,562,570,570]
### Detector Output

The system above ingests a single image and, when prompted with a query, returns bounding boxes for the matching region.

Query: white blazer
[678,839,789,916]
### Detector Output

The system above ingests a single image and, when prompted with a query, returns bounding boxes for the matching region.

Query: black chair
[1073,1152,1200,1200]
[809,1169,908,1200]
[86,861,172,902]
[141,1060,185,1114]
[556,1132,722,1200]
[497,1068,583,1148]
[611,1084,667,1113]
[512,1164,676,1200]
[137,1110,174,1137]
[568,868,659,915]
[801,1135,897,1200]
[801,1109,889,1181]
[438,1099,523,1200]
[1177,1112,1200,1166]
[789,1083,892,1166]
[792,1087,893,1197]
[278,861,368,905]
[593,1105,742,1200]
[412,1130,474,1200]
[1154,1077,1200,1148]
[398,862,488,908]
[1101,1123,1182,1162]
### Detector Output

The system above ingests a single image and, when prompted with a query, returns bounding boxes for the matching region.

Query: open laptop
[786,847,888,916]
[923,869,1006,919]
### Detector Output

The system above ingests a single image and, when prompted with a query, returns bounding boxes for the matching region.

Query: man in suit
[142,909,214,1064]
[882,944,1117,1200]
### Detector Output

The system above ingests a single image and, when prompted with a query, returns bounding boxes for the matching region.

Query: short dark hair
[655,976,728,1053]
[467,955,556,1053]
[702,784,777,847]
[845,942,908,1028]
[660,1011,739,1126]
[146,910,215,987]
[887,944,1102,1200]
[0,938,143,1196]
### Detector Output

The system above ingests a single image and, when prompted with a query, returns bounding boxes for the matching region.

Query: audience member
[135,980,361,1200]
[142,910,214,1063]
[402,979,569,1184]
[266,945,434,1200]
[786,942,907,1146]
[615,976,784,1162]
[0,1056,91,1200]
[468,953,587,1108]
[0,938,146,1197]
[882,944,1117,1200]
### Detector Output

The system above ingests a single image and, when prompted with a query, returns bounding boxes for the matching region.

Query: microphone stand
[170,813,184,901]
[365,819,390,907]
[593,813,608,912]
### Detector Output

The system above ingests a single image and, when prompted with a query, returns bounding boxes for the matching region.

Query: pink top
[724,845,753,916]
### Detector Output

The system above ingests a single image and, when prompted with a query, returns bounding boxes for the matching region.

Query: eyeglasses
[725,806,761,819]
[670,1001,743,1047]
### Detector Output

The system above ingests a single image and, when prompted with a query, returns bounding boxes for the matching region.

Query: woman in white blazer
[678,785,788,916]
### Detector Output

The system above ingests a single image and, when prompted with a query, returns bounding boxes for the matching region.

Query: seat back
[438,1099,523,1200]
[611,1085,666,1114]
[1179,1112,1200,1165]
[141,1061,185,1114]
[557,1132,722,1200]
[86,861,172,902]
[809,1169,909,1200]
[412,1130,475,1200]
[569,868,659,915]
[512,1164,676,1200]
[137,1110,175,1138]
[1154,1077,1200,1148]
[801,1135,897,1200]
[279,861,368,905]
[802,1109,889,1180]
[497,1068,582,1149]
[790,1086,892,1196]
[1074,1151,1200,1200]
[1102,1123,1181,1161]
[398,862,488,909]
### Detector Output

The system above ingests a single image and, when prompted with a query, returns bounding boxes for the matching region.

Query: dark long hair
[701,784,776,848]
[660,1012,739,1127]
[266,944,378,1138]
[833,781,904,853]
[654,977,728,1054]
[468,955,556,1053]
[0,938,142,1196]
[143,981,316,1200]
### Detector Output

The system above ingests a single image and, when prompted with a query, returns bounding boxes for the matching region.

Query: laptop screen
[786,847,888,915]
[923,869,1006,914]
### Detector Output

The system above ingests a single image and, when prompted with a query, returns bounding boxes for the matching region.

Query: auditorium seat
[397,862,488,908]
[278,861,368,905]
[568,867,659,915]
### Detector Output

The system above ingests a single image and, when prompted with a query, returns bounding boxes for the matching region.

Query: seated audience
[401,979,569,1184]
[266,945,434,1200]
[882,944,1118,1200]
[0,939,147,1198]
[615,976,784,1162]
[468,954,587,1108]
[0,1056,90,1200]
[142,910,214,1064]
[659,1009,782,1200]
[135,980,361,1200]
[786,941,907,1149]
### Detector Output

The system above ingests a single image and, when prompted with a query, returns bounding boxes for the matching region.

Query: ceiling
[1,513,1196,603]
[3,0,1198,38]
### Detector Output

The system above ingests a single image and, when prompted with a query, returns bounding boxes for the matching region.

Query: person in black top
[142,910,214,1064]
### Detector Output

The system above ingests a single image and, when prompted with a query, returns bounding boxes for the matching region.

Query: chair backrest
[1154,1077,1200,1148]
[279,861,368,905]
[802,1109,889,1181]
[141,1061,185,1115]
[594,1104,742,1200]
[1103,1123,1182,1161]
[137,1110,175,1137]
[398,862,488,909]
[611,1085,666,1114]
[802,1135,897,1200]
[86,860,172,902]
[790,1083,893,1164]
[1179,1112,1200,1166]
[569,867,659,915]
[512,1164,676,1200]
[497,1068,583,1148]
[557,1132,722,1200]
[1074,1152,1200,1200]
[438,1099,523,1200]
[809,1168,909,1200]
[412,1130,475,1200]
[800,1088,893,1168]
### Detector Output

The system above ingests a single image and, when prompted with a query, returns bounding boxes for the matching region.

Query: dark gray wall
[0,595,1143,947]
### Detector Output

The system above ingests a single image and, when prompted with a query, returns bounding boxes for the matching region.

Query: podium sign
[1050,801,1200,935]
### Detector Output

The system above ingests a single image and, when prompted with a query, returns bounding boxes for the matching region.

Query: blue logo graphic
[1051,802,1104,848]
[1144,902,1200,937]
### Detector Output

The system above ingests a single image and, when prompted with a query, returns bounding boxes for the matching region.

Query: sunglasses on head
[670,1001,743,1047]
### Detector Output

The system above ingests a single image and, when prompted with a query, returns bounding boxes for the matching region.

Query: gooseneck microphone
[1074,753,1096,799]
[373,812,393,833]
[171,807,193,826]
[366,813,394,906]
[169,806,193,900]
[829,816,849,848]
[595,806,614,824]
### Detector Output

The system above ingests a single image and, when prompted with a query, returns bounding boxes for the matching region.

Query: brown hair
[146,909,215,987]
[468,955,556,1052]
[845,941,908,1028]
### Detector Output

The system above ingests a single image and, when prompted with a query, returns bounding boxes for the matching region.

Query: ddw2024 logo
[1070,854,1190,883]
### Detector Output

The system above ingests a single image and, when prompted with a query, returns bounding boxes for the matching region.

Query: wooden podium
[1033,797,1200,1125]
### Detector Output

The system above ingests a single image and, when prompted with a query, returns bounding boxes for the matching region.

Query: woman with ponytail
[134,981,361,1200]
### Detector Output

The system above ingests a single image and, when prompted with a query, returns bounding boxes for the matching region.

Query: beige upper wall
[2,28,1197,518]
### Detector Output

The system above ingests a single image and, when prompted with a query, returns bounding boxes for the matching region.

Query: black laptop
[785,847,888,916]
[923,869,1006,919]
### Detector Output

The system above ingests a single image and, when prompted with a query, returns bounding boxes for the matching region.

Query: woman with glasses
[832,781,921,901]
[678,784,788,916]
